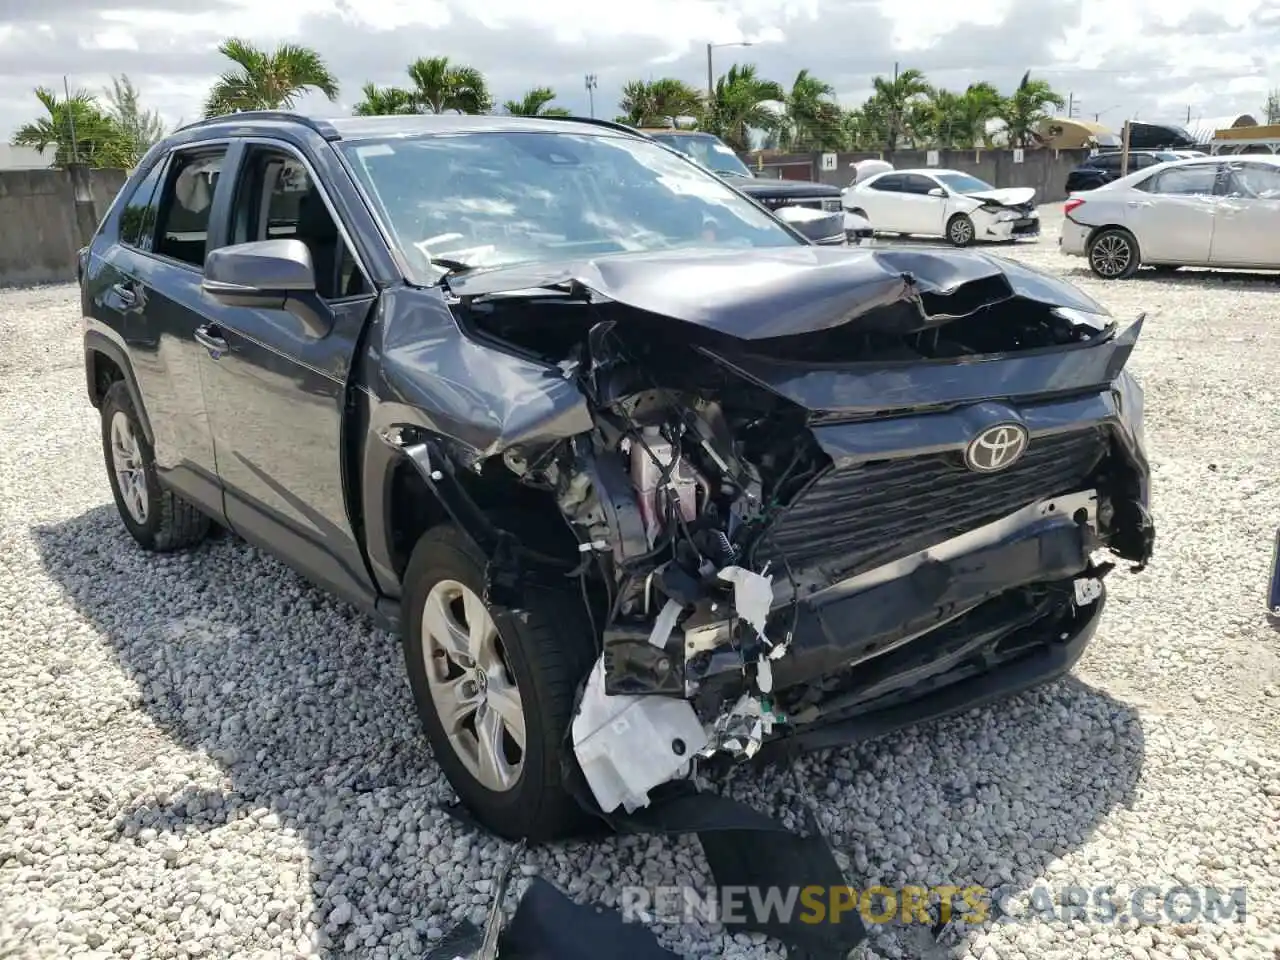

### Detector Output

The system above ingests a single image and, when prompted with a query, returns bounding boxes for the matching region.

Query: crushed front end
[441,246,1154,818]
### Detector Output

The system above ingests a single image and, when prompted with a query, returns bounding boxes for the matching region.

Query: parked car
[1064,151,1182,193]
[1060,155,1280,278]
[81,111,1153,841]
[843,168,1040,246]
[642,129,847,245]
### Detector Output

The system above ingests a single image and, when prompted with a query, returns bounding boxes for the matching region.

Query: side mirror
[202,239,331,338]
[928,187,947,198]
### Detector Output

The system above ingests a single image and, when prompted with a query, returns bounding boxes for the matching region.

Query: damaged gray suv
[80,111,1154,841]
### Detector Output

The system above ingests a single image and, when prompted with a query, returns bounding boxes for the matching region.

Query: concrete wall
[0,166,127,286]
[750,148,1093,202]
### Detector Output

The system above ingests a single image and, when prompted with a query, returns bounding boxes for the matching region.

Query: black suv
[81,111,1154,841]
[1065,150,1182,193]
[642,129,857,244]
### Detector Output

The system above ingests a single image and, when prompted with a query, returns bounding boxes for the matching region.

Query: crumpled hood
[447,245,1110,341]
[965,187,1037,207]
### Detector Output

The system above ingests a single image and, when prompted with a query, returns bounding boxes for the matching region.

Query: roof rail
[175,110,341,140]
[527,115,653,140]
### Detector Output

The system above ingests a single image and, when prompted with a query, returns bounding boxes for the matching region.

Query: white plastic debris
[571,659,708,813]
[756,655,774,693]
[716,566,774,636]
[647,598,683,648]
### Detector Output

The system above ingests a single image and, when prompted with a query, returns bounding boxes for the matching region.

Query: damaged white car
[844,168,1041,246]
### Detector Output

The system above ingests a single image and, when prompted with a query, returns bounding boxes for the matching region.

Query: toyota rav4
[80,111,1154,841]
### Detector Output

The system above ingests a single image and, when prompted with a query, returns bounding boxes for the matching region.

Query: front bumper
[759,588,1104,756]
[983,210,1040,242]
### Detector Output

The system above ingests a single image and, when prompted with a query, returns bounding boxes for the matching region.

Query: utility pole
[63,74,80,164]
[1067,92,1075,119]
[1187,104,1192,124]
[706,43,714,100]
[1120,119,1132,176]
[889,61,900,155]
[584,74,598,118]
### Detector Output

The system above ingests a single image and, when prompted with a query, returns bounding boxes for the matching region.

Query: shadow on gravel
[35,505,1147,960]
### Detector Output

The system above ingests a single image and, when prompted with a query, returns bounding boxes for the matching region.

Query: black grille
[759,428,1107,579]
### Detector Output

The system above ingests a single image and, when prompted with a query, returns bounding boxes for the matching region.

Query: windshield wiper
[717,169,753,178]
[429,257,478,277]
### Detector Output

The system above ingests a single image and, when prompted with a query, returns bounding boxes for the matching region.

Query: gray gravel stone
[1,216,1279,958]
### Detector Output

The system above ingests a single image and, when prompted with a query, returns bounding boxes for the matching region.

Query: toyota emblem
[964,423,1029,473]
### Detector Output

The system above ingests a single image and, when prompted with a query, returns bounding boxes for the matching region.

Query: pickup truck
[80,111,1154,841]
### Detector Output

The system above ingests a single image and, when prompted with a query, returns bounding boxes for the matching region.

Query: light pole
[584,73,598,118]
[1093,105,1120,123]
[706,41,753,99]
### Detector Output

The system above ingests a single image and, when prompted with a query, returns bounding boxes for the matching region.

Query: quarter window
[154,148,227,268]
[118,156,168,252]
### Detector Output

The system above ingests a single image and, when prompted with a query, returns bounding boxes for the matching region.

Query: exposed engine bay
[386,246,1155,819]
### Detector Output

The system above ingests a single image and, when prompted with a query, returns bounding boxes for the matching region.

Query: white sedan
[842,169,1040,246]
[1060,155,1280,278]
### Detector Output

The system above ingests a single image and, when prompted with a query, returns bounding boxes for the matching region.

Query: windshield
[649,132,755,177]
[340,131,797,283]
[933,172,995,194]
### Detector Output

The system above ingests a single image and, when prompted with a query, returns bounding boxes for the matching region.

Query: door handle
[194,324,228,356]
[1125,200,1152,208]
[111,282,136,306]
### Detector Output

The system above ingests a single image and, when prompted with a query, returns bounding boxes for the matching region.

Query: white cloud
[0,0,1277,139]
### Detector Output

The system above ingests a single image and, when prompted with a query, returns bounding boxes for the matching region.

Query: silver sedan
[1059,155,1280,278]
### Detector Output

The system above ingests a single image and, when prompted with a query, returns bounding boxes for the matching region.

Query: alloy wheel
[1091,234,1132,277]
[421,579,526,792]
[109,411,149,524]
[950,217,974,244]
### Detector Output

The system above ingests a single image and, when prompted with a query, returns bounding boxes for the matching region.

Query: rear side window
[118,157,168,252]
[1091,155,1121,172]
[870,174,902,192]
[1147,164,1220,196]
[154,148,227,269]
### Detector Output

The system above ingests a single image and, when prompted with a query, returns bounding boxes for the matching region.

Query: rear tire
[1087,228,1141,279]
[401,524,597,840]
[947,213,976,247]
[100,381,211,552]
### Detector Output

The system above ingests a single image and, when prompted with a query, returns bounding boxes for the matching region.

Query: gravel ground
[2,209,1279,960]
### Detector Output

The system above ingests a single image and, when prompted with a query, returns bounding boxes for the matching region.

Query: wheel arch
[362,413,578,603]
[84,329,154,447]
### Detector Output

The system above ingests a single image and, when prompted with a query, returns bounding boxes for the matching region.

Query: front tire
[947,213,976,247]
[1088,228,1141,279]
[100,381,210,552]
[401,524,597,840]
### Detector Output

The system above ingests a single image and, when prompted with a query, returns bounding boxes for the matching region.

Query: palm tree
[203,38,339,117]
[705,64,784,152]
[11,87,130,167]
[1262,88,1280,125]
[353,83,416,116]
[102,74,165,165]
[781,69,843,151]
[864,67,931,153]
[921,82,1003,148]
[617,78,704,127]
[503,87,570,117]
[405,57,492,115]
[998,70,1066,148]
